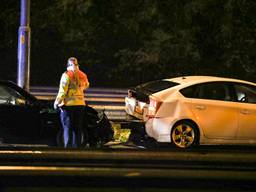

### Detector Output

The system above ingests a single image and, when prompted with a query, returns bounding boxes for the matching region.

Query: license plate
[135,105,143,114]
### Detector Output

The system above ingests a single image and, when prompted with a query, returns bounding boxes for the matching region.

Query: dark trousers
[60,106,85,148]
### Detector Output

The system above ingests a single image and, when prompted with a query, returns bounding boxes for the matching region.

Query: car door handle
[240,110,252,115]
[195,105,206,110]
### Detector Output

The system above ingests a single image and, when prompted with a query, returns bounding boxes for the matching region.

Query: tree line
[0,0,256,87]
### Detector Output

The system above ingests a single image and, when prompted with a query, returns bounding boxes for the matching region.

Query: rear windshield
[135,80,179,94]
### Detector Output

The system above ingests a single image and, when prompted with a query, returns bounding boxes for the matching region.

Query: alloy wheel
[171,122,196,148]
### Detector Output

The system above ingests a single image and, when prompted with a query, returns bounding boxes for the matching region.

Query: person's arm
[54,73,69,108]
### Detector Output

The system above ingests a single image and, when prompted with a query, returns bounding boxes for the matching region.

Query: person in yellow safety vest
[54,57,89,148]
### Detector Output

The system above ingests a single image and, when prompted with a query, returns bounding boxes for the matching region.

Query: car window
[233,84,256,104]
[180,85,197,98]
[0,85,26,106]
[136,80,179,94]
[180,82,232,101]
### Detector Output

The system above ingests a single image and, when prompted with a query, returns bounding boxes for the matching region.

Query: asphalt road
[1,133,256,191]
[0,146,256,191]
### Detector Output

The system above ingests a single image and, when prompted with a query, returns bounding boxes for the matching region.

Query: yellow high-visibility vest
[55,70,89,106]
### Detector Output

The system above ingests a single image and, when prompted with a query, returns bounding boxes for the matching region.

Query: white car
[125,76,256,148]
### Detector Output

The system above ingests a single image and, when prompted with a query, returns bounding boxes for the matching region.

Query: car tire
[171,121,199,149]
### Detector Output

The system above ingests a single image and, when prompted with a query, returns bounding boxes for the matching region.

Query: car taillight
[147,98,162,118]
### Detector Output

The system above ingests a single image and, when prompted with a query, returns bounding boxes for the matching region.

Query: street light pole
[17,0,31,91]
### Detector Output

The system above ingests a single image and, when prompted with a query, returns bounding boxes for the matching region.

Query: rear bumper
[125,97,147,120]
[145,117,177,143]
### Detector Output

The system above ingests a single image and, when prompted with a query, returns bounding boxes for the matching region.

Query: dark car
[0,80,113,146]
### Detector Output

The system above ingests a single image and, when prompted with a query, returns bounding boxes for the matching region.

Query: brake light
[147,98,162,118]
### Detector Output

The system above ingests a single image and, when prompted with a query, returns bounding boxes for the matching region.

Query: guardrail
[30,86,128,121]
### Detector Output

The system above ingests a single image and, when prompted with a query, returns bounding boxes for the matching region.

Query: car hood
[38,99,54,106]
[36,99,57,113]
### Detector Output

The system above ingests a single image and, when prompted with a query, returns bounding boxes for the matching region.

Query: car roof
[164,76,256,87]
